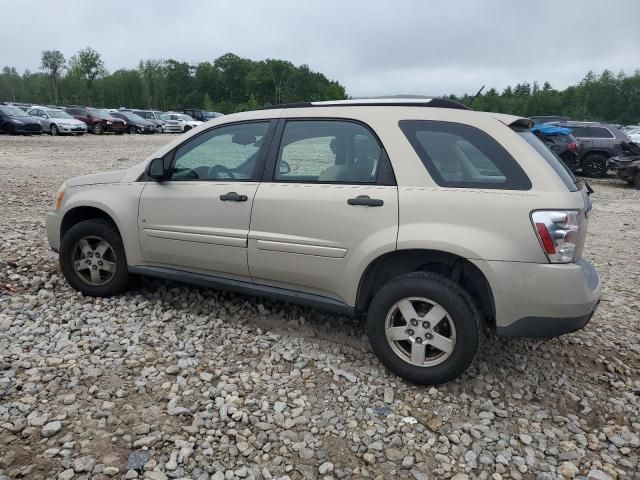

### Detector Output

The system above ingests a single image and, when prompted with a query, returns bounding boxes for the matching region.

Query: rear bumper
[472,258,601,338]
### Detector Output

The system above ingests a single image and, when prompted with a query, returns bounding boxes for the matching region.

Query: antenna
[467,85,485,108]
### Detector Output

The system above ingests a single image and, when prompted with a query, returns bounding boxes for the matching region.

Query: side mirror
[148,158,167,181]
[278,160,291,175]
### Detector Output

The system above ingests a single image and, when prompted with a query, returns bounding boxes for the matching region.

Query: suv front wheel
[59,219,130,297]
[367,272,480,385]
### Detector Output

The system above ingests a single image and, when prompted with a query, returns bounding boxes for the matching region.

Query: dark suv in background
[183,108,222,122]
[64,107,126,135]
[549,121,630,177]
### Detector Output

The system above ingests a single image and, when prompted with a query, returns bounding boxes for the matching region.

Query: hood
[58,118,86,126]
[8,114,39,123]
[67,169,128,187]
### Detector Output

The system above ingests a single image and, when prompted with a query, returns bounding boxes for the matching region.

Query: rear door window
[567,126,589,137]
[399,120,531,190]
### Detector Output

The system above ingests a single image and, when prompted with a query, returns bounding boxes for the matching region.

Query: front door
[138,120,274,280]
[248,119,398,305]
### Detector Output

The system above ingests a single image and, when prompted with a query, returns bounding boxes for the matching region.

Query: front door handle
[347,195,384,207]
[220,192,248,202]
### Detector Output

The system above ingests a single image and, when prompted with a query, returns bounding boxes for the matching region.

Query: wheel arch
[356,249,495,327]
[60,206,121,243]
[581,149,611,161]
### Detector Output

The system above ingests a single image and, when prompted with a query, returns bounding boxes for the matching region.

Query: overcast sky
[3,1,640,97]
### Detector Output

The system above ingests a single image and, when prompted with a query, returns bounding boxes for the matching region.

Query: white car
[27,107,88,135]
[160,112,203,132]
[627,128,640,143]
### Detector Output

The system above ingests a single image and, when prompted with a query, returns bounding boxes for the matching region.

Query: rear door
[247,119,398,305]
[138,120,275,279]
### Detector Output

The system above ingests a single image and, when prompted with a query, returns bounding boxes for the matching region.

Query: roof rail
[260,98,470,111]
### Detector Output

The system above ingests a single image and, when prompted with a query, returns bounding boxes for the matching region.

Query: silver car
[28,107,87,135]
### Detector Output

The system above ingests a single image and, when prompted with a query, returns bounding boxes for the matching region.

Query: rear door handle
[220,192,248,202]
[347,195,384,207]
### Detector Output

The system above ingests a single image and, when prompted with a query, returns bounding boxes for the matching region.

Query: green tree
[40,50,66,103]
[68,47,106,102]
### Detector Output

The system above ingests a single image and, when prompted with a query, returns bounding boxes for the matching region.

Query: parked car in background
[626,127,640,143]
[549,121,630,177]
[27,107,87,135]
[183,108,223,122]
[529,115,569,125]
[530,124,580,172]
[64,107,126,135]
[0,105,43,134]
[160,112,203,132]
[132,110,166,132]
[110,111,156,134]
[46,99,600,385]
[608,141,640,189]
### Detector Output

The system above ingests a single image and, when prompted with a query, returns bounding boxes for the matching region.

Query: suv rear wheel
[367,272,480,385]
[59,219,130,297]
[581,154,608,177]
[634,172,640,190]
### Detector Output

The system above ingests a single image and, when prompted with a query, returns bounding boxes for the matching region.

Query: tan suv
[46,99,601,384]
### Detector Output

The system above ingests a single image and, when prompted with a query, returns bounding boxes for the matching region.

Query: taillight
[531,210,581,263]
[567,141,578,152]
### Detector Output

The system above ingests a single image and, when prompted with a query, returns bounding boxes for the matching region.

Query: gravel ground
[0,134,639,480]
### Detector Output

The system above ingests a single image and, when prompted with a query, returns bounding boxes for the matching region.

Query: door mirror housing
[278,160,291,175]
[148,157,167,181]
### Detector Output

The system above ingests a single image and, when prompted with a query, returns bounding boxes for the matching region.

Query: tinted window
[170,122,270,181]
[400,120,531,190]
[519,131,578,192]
[275,120,381,183]
[567,126,589,137]
[588,127,614,139]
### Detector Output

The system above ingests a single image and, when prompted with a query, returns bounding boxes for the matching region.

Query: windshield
[180,114,195,121]
[47,110,73,119]
[88,108,115,120]
[519,131,579,192]
[152,111,165,119]
[0,106,28,116]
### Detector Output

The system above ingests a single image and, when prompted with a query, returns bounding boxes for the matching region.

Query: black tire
[5,123,16,135]
[50,124,59,136]
[93,123,104,135]
[128,126,137,134]
[633,172,640,190]
[581,154,608,178]
[183,125,191,132]
[59,219,130,297]
[367,272,480,385]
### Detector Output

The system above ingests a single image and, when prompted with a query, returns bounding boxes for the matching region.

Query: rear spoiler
[508,118,534,130]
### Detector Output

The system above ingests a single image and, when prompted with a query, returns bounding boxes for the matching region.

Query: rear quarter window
[399,120,532,190]
[519,131,579,192]
[588,127,614,139]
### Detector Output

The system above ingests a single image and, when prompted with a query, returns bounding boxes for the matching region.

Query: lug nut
[416,337,423,343]
[95,253,100,258]
[406,329,414,336]
[410,319,418,326]
[422,321,430,329]
[92,265,97,270]
[425,333,433,340]
[98,261,103,266]
[85,260,91,265]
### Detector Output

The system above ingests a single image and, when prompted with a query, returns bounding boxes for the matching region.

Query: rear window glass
[399,120,531,190]
[519,131,579,192]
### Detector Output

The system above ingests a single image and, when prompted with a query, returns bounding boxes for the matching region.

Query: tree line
[0,48,347,113]
[451,70,640,125]
[1,47,639,123]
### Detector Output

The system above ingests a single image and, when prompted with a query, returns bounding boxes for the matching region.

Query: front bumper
[14,124,43,134]
[59,125,87,134]
[46,211,62,252]
[473,258,601,338]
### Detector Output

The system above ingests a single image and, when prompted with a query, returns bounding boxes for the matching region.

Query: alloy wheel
[72,235,117,286]
[384,297,456,367]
